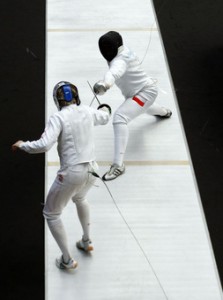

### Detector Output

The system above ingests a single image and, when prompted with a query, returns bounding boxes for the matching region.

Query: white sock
[47,218,71,263]
[113,123,129,166]
[75,199,90,241]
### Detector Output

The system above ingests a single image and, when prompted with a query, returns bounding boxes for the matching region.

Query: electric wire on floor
[90,171,169,300]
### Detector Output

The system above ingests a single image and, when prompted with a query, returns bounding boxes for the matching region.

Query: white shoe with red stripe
[76,238,94,252]
[56,255,78,270]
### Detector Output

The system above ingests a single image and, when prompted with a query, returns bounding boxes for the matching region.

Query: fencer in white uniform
[93,31,172,181]
[12,81,111,269]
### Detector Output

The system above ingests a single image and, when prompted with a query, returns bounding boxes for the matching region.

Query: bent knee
[43,208,61,221]
[72,196,85,205]
[113,111,129,125]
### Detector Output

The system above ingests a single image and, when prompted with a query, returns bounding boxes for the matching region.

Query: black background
[153,0,223,288]
[1,1,45,299]
[1,1,223,299]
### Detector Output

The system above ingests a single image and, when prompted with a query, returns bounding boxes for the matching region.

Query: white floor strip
[45,0,223,299]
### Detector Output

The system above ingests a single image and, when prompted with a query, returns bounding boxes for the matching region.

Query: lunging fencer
[12,81,111,270]
[93,31,172,181]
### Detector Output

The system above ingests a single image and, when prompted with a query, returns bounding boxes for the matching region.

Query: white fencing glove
[97,103,112,115]
[93,80,108,95]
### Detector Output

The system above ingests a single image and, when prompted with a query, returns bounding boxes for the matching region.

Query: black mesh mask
[99,31,123,62]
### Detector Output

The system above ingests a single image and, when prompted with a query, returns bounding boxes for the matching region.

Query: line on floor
[47,28,158,32]
[47,160,189,167]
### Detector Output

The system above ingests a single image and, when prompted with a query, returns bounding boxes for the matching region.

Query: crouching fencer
[12,81,111,270]
[93,31,172,181]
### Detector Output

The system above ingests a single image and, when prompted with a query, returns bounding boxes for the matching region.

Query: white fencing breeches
[43,162,97,262]
[112,86,168,166]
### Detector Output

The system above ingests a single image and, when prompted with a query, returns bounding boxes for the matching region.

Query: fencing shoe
[154,109,172,118]
[102,163,125,181]
[56,255,78,270]
[76,238,94,252]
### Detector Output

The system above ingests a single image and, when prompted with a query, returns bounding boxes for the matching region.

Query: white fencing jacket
[103,45,156,99]
[19,104,110,168]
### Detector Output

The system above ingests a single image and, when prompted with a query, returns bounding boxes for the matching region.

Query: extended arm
[12,115,62,154]
[93,59,127,95]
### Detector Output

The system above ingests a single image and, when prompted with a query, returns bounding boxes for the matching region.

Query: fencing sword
[87,80,101,106]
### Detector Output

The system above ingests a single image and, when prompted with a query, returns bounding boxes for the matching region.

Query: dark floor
[1,1,45,299]
[153,0,223,287]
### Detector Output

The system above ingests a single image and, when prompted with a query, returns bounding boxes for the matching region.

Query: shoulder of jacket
[48,111,64,125]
